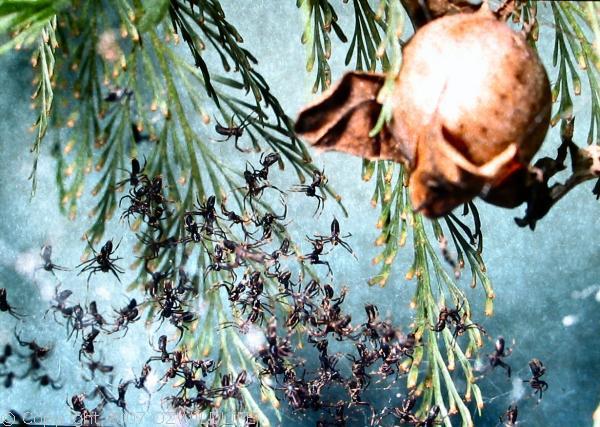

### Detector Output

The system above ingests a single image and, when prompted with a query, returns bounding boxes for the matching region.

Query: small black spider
[77,238,124,285]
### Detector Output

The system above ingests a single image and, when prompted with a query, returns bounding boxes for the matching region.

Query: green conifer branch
[549,2,597,143]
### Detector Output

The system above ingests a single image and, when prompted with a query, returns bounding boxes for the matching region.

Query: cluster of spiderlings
[108,149,551,426]
[118,162,171,232]
[143,269,196,344]
[251,285,427,425]
[0,135,550,427]
[142,334,252,417]
[0,330,58,392]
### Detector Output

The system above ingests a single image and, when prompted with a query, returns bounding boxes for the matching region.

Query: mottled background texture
[0,2,599,426]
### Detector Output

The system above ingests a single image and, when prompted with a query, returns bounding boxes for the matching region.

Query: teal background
[0,2,599,426]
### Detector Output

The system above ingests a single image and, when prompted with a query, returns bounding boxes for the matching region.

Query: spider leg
[268,183,285,196]
[67,323,78,341]
[465,323,486,335]
[118,325,130,339]
[86,269,96,287]
[7,308,25,319]
[113,238,123,252]
[313,195,324,217]
[84,236,99,256]
[47,309,60,324]
[234,134,252,153]
[204,264,218,279]
[173,325,186,345]
[219,321,245,332]
[107,266,122,283]
[213,115,227,129]
[76,258,96,270]
[289,185,309,193]
[239,112,255,129]
[496,359,511,378]
[242,192,251,212]
[210,135,233,143]
[314,259,333,276]
[154,314,167,333]
[339,241,358,260]
[262,303,274,316]
[50,263,70,272]
[118,193,134,208]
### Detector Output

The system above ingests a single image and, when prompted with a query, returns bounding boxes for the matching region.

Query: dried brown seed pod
[295,5,551,218]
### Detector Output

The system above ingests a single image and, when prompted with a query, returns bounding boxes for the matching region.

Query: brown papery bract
[295,4,551,218]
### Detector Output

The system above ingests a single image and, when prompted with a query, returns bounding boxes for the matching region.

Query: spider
[213,112,254,153]
[239,162,284,210]
[104,87,132,102]
[176,267,196,295]
[79,328,101,361]
[211,371,248,409]
[389,395,419,424]
[119,176,171,229]
[499,405,518,427]
[132,122,151,143]
[143,266,174,298]
[0,288,25,319]
[169,310,196,344]
[38,244,69,275]
[488,336,512,378]
[255,152,281,180]
[244,415,259,427]
[183,214,202,243]
[241,297,273,326]
[83,357,114,380]
[252,198,289,240]
[115,157,148,189]
[314,218,356,259]
[186,195,225,238]
[268,238,293,269]
[221,201,253,238]
[133,364,153,397]
[77,238,124,285]
[360,304,386,342]
[0,343,12,365]
[110,299,141,337]
[191,358,219,378]
[44,284,74,324]
[14,330,52,374]
[290,168,327,216]
[299,237,333,276]
[276,368,311,410]
[14,330,52,360]
[432,300,485,341]
[310,310,355,341]
[146,334,171,365]
[415,405,442,427]
[67,393,106,427]
[225,238,270,266]
[34,373,63,390]
[524,358,548,401]
[137,233,180,261]
[204,243,238,282]
[92,381,132,420]
[87,300,108,329]
[277,280,320,328]
[66,304,89,341]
